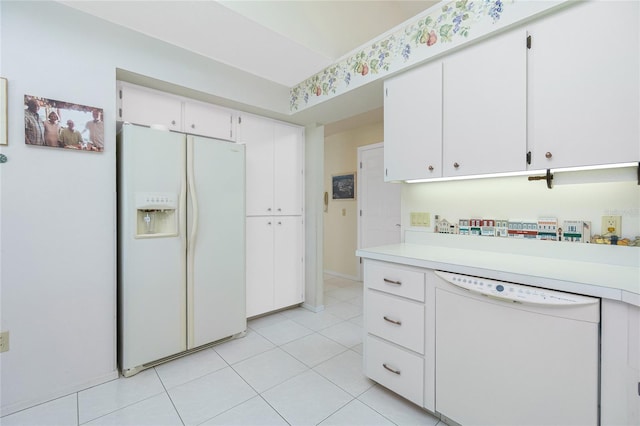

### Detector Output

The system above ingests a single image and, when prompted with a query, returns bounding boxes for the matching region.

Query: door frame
[357,142,395,280]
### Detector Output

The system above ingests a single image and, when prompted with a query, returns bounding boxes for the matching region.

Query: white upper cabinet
[118,82,236,141]
[119,84,182,132]
[183,100,235,141]
[527,1,639,170]
[443,29,528,177]
[384,61,443,181]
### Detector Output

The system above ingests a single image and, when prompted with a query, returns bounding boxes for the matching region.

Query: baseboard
[302,302,325,313]
[1,370,119,417]
[323,270,360,282]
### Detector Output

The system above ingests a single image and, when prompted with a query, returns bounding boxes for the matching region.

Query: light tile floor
[1,275,442,426]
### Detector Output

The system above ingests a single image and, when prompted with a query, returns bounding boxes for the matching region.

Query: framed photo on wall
[24,94,103,152]
[332,172,356,200]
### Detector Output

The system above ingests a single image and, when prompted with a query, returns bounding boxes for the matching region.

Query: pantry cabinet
[245,216,304,318]
[527,1,639,170]
[384,61,442,181]
[442,28,527,177]
[239,113,305,318]
[239,114,304,217]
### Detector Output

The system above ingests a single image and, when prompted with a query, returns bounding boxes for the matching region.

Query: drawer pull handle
[383,316,402,326]
[383,363,401,375]
[383,278,402,285]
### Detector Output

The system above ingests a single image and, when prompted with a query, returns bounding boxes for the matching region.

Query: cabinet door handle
[267,208,272,212]
[545,151,553,159]
[453,162,460,169]
[383,316,402,326]
[191,124,195,129]
[383,278,402,285]
[383,363,401,375]
[428,165,434,171]
[171,120,176,125]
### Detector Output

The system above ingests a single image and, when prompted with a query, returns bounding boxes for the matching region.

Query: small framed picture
[0,78,7,145]
[332,172,356,200]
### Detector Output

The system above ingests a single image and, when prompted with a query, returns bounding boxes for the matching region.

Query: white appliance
[117,123,246,377]
[434,270,600,426]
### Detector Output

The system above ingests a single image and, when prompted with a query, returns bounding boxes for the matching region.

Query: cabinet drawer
[365,335,424,406]
[366,290,424,354]
[366,262,425,302]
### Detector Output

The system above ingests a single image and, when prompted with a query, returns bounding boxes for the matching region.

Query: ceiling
[58,0,439,130]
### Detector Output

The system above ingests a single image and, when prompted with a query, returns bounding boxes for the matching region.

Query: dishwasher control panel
[434,270,599,306]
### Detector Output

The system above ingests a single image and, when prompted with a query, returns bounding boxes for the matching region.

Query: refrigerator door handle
[187,138,199,253]
[186,137,198,348]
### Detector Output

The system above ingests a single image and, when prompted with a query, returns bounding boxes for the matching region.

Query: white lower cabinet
[363,260,435,413]
[366,290,424,354]
[601,299,640,425]
[366,260,640,424]
[365,335,424,406]
[246,216,304,318]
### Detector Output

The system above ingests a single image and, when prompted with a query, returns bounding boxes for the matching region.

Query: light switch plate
[0,330,9,353]
[601,215,622,237]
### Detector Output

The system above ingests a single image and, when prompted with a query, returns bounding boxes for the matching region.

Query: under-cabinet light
[405,162,638,184]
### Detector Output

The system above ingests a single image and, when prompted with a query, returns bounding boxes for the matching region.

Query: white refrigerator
[117,123,246,377]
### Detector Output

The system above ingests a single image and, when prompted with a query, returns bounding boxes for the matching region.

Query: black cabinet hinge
[527,35,532,49]
[526,151,532,165]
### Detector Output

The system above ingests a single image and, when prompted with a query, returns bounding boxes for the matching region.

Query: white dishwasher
[434,270,600,426]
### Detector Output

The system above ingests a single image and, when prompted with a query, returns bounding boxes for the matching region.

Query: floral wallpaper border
[290,0,567,112]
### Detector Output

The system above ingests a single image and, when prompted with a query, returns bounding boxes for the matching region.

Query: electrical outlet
[0,330,9,353]
[601,215,622,237]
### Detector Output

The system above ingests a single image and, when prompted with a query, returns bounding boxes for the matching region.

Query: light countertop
[356,232,640,306]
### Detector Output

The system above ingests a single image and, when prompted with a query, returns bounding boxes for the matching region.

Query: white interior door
[357,143,401,278]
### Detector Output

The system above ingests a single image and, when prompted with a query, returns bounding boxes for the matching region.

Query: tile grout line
[153,366,186,426]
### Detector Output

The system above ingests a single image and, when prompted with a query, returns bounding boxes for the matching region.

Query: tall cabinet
[238,113,305,318]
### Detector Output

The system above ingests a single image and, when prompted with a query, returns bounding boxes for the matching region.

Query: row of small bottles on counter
[433,216,639,247]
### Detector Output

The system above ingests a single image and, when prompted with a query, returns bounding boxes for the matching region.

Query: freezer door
[118,124,187,372]
[187,136,246,349]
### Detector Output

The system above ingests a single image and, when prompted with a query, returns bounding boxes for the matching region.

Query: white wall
[323,122,383,279]
[0,1,290,415]
[304,124,325,311]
